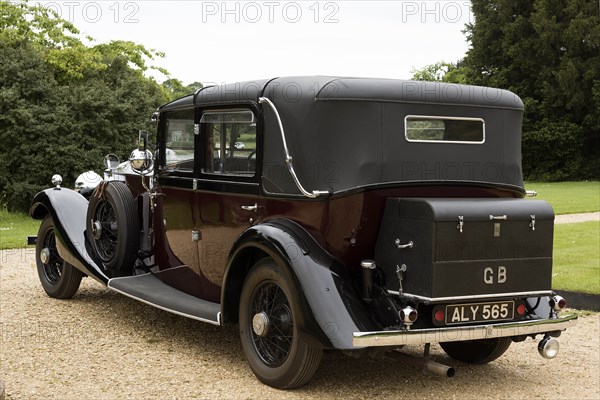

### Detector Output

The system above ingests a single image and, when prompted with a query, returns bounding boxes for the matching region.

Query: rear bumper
[352,313,578,347]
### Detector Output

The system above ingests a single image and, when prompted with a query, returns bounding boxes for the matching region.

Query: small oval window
[405,116,485,144]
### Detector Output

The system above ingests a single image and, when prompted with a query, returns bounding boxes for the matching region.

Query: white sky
[37,0,474,86]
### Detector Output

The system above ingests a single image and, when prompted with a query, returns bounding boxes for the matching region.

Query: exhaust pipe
[386,351,456,378]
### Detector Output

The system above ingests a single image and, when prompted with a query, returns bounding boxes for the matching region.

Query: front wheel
[440,337,512,364]
[35,215,83,299]
[239,258,322,389]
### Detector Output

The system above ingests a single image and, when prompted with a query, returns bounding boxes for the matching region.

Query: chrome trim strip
[194,178,259,187]
[259,96,329,198]
[404,115,486,144]
[387,290,555,303]
[353,314,578,347]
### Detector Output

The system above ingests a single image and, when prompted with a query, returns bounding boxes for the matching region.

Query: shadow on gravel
[63,281,241,354]
[56,280,528,393]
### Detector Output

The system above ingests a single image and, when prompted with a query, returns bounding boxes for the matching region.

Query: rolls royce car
[30,76,577,389]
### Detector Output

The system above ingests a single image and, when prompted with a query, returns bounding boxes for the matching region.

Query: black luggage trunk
[375,198,555,299]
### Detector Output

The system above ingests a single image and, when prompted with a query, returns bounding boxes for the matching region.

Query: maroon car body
[31,76,577,389]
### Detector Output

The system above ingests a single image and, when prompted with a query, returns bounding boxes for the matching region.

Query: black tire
[86,181,140,274]
[36,215,83,299]
[440,337,512,364]
[239,258,323,389]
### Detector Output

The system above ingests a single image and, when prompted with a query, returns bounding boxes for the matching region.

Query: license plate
[445,301,514,325]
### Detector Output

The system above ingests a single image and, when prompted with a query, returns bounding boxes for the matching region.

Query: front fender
[30,188,109,284]
[223,218,373,349]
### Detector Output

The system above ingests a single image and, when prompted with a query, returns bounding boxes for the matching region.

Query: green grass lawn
[0,209,39,250]
[553,221,600,294]
[525,181,600,214]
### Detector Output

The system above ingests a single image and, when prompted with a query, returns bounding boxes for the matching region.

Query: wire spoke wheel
[86,181,140,275]
[92,200,119,262]
[239,258,322,389]
[41,225,63,284]
[250,281,294,367]
[35,215,83,299]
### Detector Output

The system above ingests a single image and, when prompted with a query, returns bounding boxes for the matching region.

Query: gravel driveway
[1,248,599,400]
[555,212,600,224]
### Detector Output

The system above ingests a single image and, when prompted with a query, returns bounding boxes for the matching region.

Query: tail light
[550,295,567,311]
[400,306,418,328]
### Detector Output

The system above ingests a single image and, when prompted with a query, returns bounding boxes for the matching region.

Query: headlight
[129,149,153,173]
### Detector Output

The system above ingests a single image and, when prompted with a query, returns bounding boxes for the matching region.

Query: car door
[193,106,261,302]
[154,106,210,298]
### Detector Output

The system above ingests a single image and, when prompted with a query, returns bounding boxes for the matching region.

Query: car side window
[200,109,257,176]
[161,108,195,171]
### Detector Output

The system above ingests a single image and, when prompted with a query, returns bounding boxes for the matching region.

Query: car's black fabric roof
[160,76,525,194]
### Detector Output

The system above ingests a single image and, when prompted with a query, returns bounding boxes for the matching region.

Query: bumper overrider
[353,313,578,347]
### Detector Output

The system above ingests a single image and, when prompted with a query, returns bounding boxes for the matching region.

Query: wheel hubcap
[252,311,270,337]
[40,247,50,264]
[91,220,103,239]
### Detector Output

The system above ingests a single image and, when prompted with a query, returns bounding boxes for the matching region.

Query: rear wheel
[86,181,139,275]
[239,258,322,389]
[440,337,512,364]
[36,215,83,299]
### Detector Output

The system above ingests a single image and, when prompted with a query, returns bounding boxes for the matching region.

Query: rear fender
[222,218,373,349]
[30,188,109,284]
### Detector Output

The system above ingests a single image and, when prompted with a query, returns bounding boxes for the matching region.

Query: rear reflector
[434,310,445,322]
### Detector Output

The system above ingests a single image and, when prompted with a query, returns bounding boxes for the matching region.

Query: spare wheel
[86,181,140,274]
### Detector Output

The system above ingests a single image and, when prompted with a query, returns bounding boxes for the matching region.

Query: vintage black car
[30,76,577,389]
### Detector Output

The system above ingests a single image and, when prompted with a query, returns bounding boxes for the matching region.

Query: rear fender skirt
[223,218,374,349]
[29,188,110,284]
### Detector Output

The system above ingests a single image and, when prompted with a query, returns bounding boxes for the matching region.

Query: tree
[0,1,171,211]
[162,79,204,101]
[411,61,468,84]
[461,0,600,180]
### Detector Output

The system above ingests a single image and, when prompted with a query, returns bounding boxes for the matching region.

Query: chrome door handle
[241,204,258,212]
[394,239,414,249]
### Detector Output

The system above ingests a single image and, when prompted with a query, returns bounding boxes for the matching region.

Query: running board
[108,273,221,325]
